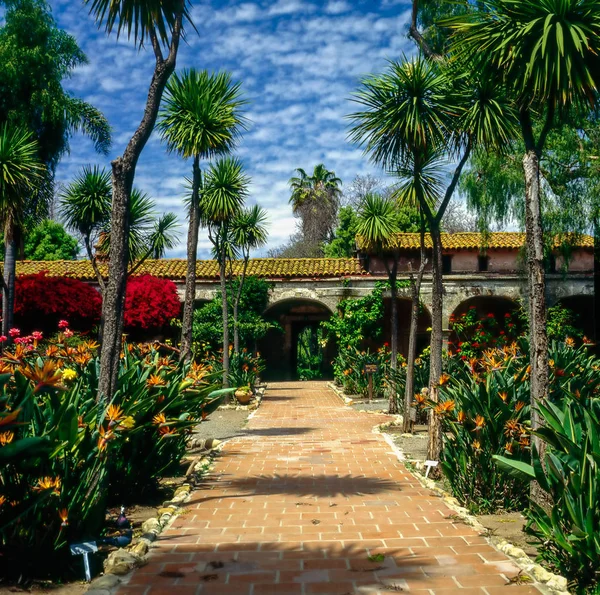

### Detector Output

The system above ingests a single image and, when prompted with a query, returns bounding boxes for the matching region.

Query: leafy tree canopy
[23,219,79,260]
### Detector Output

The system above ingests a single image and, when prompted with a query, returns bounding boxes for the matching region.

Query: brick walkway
[118,382,539,595]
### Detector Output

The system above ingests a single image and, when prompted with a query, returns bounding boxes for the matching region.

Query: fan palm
[0,124,44,338]
[201,157,250,385]
[157,69,247,362]
[60,168,178,288]
[85,0,194,401]
[289,164,342,249]
[349,54,517,457]
[447,0,600,454]
[230,205,269,354]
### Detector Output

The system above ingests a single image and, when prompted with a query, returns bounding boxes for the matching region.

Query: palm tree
[61,167,179,291]
[157,69,247,362]
[84,0,193,401]
[349,56,517,460]
[201,157,249,386]
[0,124,44,339]
[230,205,269,354]
[356,194,401,414]
[447,0,600,469]
[289,164,342,250]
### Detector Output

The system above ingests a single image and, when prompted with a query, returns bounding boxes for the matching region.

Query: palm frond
[200,157,249,224]
[356,193,401,251]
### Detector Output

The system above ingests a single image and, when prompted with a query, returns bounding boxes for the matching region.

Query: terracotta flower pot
[235,389,253,404]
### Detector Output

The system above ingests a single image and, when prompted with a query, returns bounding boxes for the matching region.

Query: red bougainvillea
[123,275,181,333]
[14,272,102,332]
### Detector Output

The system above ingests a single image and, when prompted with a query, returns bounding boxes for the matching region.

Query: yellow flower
[473,415,486,431]
[565,337,576,348]
[434,400,455,416]
[34,477,61,494]
[105,404,124,423]
[472,440,482,453]
[0,431,14,446]
[62,369,77,382]
[118,416,136,430]
[147,374,166,388]
[438,373,451,386]
[153,413,167,425]
[548,359,555,369]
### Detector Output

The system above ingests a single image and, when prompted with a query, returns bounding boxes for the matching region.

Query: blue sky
[50,0,414,257]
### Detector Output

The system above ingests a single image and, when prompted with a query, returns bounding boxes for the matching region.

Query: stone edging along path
[329,381,569,594]
[92,381,568,595]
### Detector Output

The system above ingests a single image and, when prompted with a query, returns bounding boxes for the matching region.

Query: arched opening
[555,295,595,341]
[449,295,521,349]
[258,298,334,381]
[363,298,431,357]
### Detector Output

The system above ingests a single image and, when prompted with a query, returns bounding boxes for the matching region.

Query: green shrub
[495,349,600,592]
[228,349,265,388]
[433,344,531,513]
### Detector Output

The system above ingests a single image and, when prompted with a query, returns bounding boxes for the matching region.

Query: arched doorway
[449,295,521,347]
[258,298,334,381]
[555,295,595,341]
[364,298,431,357]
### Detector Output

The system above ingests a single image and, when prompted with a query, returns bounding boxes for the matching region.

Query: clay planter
[234,389,253,405]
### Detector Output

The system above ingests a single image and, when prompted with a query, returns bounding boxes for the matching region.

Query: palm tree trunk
[523,148,548,486]
[97,11,183,402]
[233,251,249,355]
[180,155,201,362]
[387,257,399,415]
[403,223,426,432]
[2,222,17,340]
[220,251,230,388]
[427,222,444,462]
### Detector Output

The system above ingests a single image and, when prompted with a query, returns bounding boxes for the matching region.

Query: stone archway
[258,298,334,381]
[555,295,595,341]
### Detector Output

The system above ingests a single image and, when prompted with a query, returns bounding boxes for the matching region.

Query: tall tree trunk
[403,224,427,432]
[427,222,444,461]
[233,251,250,355]
[220,251,230,388]
[388,257,399,414]
[523,149,549,470]
[180,155,201,362]
[2,222,17,340]
[97,11,183,402]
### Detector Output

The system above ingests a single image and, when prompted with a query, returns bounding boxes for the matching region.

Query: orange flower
[504,418,521,437]
[473,415,486,431]
[457,411,466,424]
[97,426,114,451]
[0,409,21,428]
[434,400,455,416]
[0,495,6,507]
[45,345,60,358]
[147,374,166,387]
[515,401,526,412]
[414,393,427,406]
[58,508,69,527]
[343,369,351,376]
[565,337,576,348]
[34,477,61,494]
[84,340,100,350]
[21,360,63,392]
[153,413,167,425]
[498,391,508,402]
[0,431,14,446]
[504,441,514,454]
[105,405,124,423]
[439,373,451,386]
[74,352,92,366]
[158,426,177,437]
[472,440,482,453]
[519,434,530,448]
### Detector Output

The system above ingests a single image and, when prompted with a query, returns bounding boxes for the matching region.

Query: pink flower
[63,329,74,338]
[8,328,20,338]
[0,336,6,343]
[58,320,69,330]
[32,331,43,341]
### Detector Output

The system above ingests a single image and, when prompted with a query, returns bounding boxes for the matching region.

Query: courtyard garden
[2,0,600,593]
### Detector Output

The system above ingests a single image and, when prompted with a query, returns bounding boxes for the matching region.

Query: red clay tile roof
[11,258,368,281]
[356,231,594,251]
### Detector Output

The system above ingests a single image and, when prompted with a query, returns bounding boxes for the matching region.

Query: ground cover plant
[0,322,226,579]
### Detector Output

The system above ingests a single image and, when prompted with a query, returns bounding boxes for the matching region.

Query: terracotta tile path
[117,382,539,595]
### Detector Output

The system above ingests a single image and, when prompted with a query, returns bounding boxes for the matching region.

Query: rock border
[327,381,354,405]
[375,421,570,595]
[84,390,259,595]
